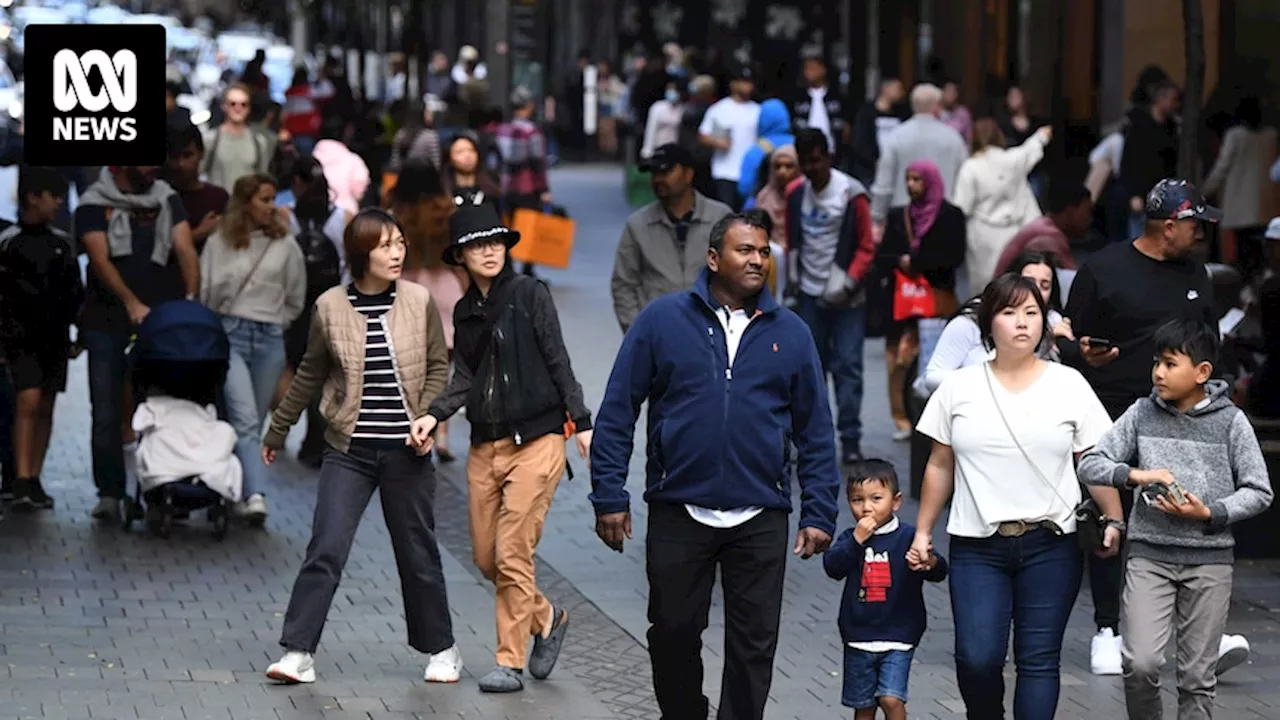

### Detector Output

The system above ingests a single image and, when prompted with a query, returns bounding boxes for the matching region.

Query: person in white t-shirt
[911,273,1124,719]
[697,64,761,211]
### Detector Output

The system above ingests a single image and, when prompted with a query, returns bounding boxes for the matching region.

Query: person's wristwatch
[1105,518,1127,533]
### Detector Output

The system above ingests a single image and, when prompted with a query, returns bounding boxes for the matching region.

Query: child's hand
[853,515,879,544]
[1155,490,1212,522]
[906,548,935,571]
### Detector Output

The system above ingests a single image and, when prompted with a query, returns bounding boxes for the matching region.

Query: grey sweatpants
[1121,557,1233,720]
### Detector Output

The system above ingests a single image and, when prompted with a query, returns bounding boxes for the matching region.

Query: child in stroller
[125,300,242,539]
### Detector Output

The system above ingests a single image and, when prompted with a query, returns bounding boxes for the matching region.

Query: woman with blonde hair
[199,172,307,525]
[951,118,1050,294]
[388,161,467,460]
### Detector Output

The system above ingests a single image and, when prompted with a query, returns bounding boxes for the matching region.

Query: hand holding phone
[1080,336,1120,368]
[1087,337,1114,350]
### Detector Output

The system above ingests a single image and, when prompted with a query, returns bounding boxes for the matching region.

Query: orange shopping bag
[509,208,576,269]
[381,171,399,200]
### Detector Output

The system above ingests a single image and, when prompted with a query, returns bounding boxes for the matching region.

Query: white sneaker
[266,650,316,684]
[239,494,268,526]
[423,644,462,683]
[1091,628,1123,675]
[1217,634,1250,676]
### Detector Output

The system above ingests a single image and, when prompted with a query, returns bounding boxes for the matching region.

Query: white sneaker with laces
[1217,634,1250,676]
[423,644,462,683]
[1091,628,1123,675]
[266,650,316,684]
[239,494,268,525]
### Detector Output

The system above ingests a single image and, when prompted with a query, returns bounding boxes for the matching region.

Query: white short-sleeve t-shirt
[915,361,1113,538]
[698,97,761,182]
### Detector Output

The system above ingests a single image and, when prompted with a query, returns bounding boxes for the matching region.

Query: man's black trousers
[645,502,789,720]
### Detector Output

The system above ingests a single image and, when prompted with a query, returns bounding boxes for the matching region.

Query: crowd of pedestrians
[0,40,1278,720]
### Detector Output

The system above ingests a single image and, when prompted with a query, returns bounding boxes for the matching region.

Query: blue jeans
[83,328,133,499]
[842,646,914,709]
[222,317,287,499]
[794,295,865,451]
[949,529,1083,720]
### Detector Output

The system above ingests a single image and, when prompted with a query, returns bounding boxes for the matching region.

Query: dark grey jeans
[280,443,455,655]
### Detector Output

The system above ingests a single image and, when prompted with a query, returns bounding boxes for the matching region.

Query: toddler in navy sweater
[824,460,947,720]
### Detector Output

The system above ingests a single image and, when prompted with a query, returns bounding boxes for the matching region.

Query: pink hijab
[906,160,945,248]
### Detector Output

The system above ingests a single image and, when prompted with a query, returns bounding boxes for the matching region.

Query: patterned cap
[1144,178,1222,222]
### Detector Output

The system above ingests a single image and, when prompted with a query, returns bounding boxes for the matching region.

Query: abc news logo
[53,49,139,142]
[23,24,164,166]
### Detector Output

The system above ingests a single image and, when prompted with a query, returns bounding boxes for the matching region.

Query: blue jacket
[823,520,948,646]
[589,268,841,536]
[737,99,795,201]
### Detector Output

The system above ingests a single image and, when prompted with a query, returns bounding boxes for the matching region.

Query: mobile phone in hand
[1088,337,1114,350]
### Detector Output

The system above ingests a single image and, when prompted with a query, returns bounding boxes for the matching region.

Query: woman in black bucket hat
[414,197,594,693]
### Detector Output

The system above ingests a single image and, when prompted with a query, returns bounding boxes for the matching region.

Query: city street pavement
[3,164,1280,720]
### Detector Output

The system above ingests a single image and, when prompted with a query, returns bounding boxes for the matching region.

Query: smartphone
[1219,307,1245,337]
[1142,481,1188,506]
[1088,337,1114,350]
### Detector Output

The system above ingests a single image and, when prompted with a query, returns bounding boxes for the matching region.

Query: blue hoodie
[589,267,841,536]
[737,99,795,201]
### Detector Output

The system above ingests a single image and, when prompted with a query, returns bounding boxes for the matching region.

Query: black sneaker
[9,478,37,512]
[27,479,54,510]
[841,449,864,465]
[1,473,14,503]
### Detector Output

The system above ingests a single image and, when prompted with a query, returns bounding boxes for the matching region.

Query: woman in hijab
[747,145,801,296]
[876,159,966,440]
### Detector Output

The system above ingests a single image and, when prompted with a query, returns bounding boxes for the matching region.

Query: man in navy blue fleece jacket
[590,211,841,720]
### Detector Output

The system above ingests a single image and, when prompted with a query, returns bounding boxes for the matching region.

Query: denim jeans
[222,317,287,499]
[83,328,133,499]
[949,529,1083,720]
[794,295,866,451]
[280,444,454,654]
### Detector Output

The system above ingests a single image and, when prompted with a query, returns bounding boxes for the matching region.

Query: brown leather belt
[996,520,1062,538]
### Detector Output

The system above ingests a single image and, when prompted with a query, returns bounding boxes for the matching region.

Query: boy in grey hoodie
[1079,319,1273,720]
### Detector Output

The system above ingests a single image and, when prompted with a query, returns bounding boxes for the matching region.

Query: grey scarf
[77,167,177,266]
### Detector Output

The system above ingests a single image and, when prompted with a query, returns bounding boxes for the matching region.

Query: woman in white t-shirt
[914,250,1072,397]
[911,274,1124,719]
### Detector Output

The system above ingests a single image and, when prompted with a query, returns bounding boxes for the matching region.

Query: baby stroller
[123,300,242,540]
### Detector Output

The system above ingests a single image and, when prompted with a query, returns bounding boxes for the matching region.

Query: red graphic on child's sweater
[860,547,892,603]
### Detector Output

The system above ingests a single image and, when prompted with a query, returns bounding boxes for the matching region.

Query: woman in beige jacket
[1203,96,1277,281]
[259,209,462,687]
[951,119,1051,295]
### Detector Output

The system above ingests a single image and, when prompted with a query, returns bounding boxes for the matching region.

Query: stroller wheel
[209,504,229,541]
[146,503,171,539]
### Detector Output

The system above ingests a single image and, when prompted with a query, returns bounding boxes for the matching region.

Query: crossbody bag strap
[983,363,1075,516]
[224,242,274,315]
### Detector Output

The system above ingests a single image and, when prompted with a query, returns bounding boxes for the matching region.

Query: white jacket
[132,397,243,502]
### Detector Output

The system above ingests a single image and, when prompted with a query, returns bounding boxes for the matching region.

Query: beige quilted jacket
[263,280,450,453]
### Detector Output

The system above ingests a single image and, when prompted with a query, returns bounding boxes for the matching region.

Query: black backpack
[295,216,342,302]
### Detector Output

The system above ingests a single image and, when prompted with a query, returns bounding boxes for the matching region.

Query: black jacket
[876,202,967,294]
[1119,107,1178,200]
[428,267,592,444]
[789,86,851,161]
[0,221,84,350]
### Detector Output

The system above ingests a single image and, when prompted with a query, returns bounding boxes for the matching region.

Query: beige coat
[1203,125,1278,230]
[263,280,450,453]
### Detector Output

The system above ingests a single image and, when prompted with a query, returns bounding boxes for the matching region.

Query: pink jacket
[312,139,370,215]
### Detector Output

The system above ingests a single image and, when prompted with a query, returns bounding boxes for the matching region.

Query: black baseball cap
[1144,178,1223,223]
[729,63,755,82]
[640,143,695,173]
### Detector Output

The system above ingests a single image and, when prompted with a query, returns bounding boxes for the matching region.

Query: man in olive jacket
[611,144,732,332]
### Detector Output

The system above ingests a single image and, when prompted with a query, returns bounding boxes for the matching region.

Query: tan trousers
[1121,557,1233,720]
[466,433,566,668]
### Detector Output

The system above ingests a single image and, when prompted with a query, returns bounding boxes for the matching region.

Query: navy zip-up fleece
[589,267,842,536]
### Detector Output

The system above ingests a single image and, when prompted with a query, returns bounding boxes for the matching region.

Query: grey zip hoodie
[1078,379,1274,565]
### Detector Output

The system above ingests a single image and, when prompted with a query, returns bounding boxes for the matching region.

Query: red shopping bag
[892,269,935,321]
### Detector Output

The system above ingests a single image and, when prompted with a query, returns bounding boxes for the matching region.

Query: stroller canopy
[132,300,230,363]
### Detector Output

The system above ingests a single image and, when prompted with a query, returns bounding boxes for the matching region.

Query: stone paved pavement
[3,165,1280,720]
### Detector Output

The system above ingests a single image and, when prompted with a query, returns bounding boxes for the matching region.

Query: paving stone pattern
[4,166,1280,720]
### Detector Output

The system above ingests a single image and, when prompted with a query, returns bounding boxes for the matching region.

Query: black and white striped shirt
[349,284,412,446]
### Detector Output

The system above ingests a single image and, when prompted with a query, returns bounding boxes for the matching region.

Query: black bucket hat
[443,194,521,266]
